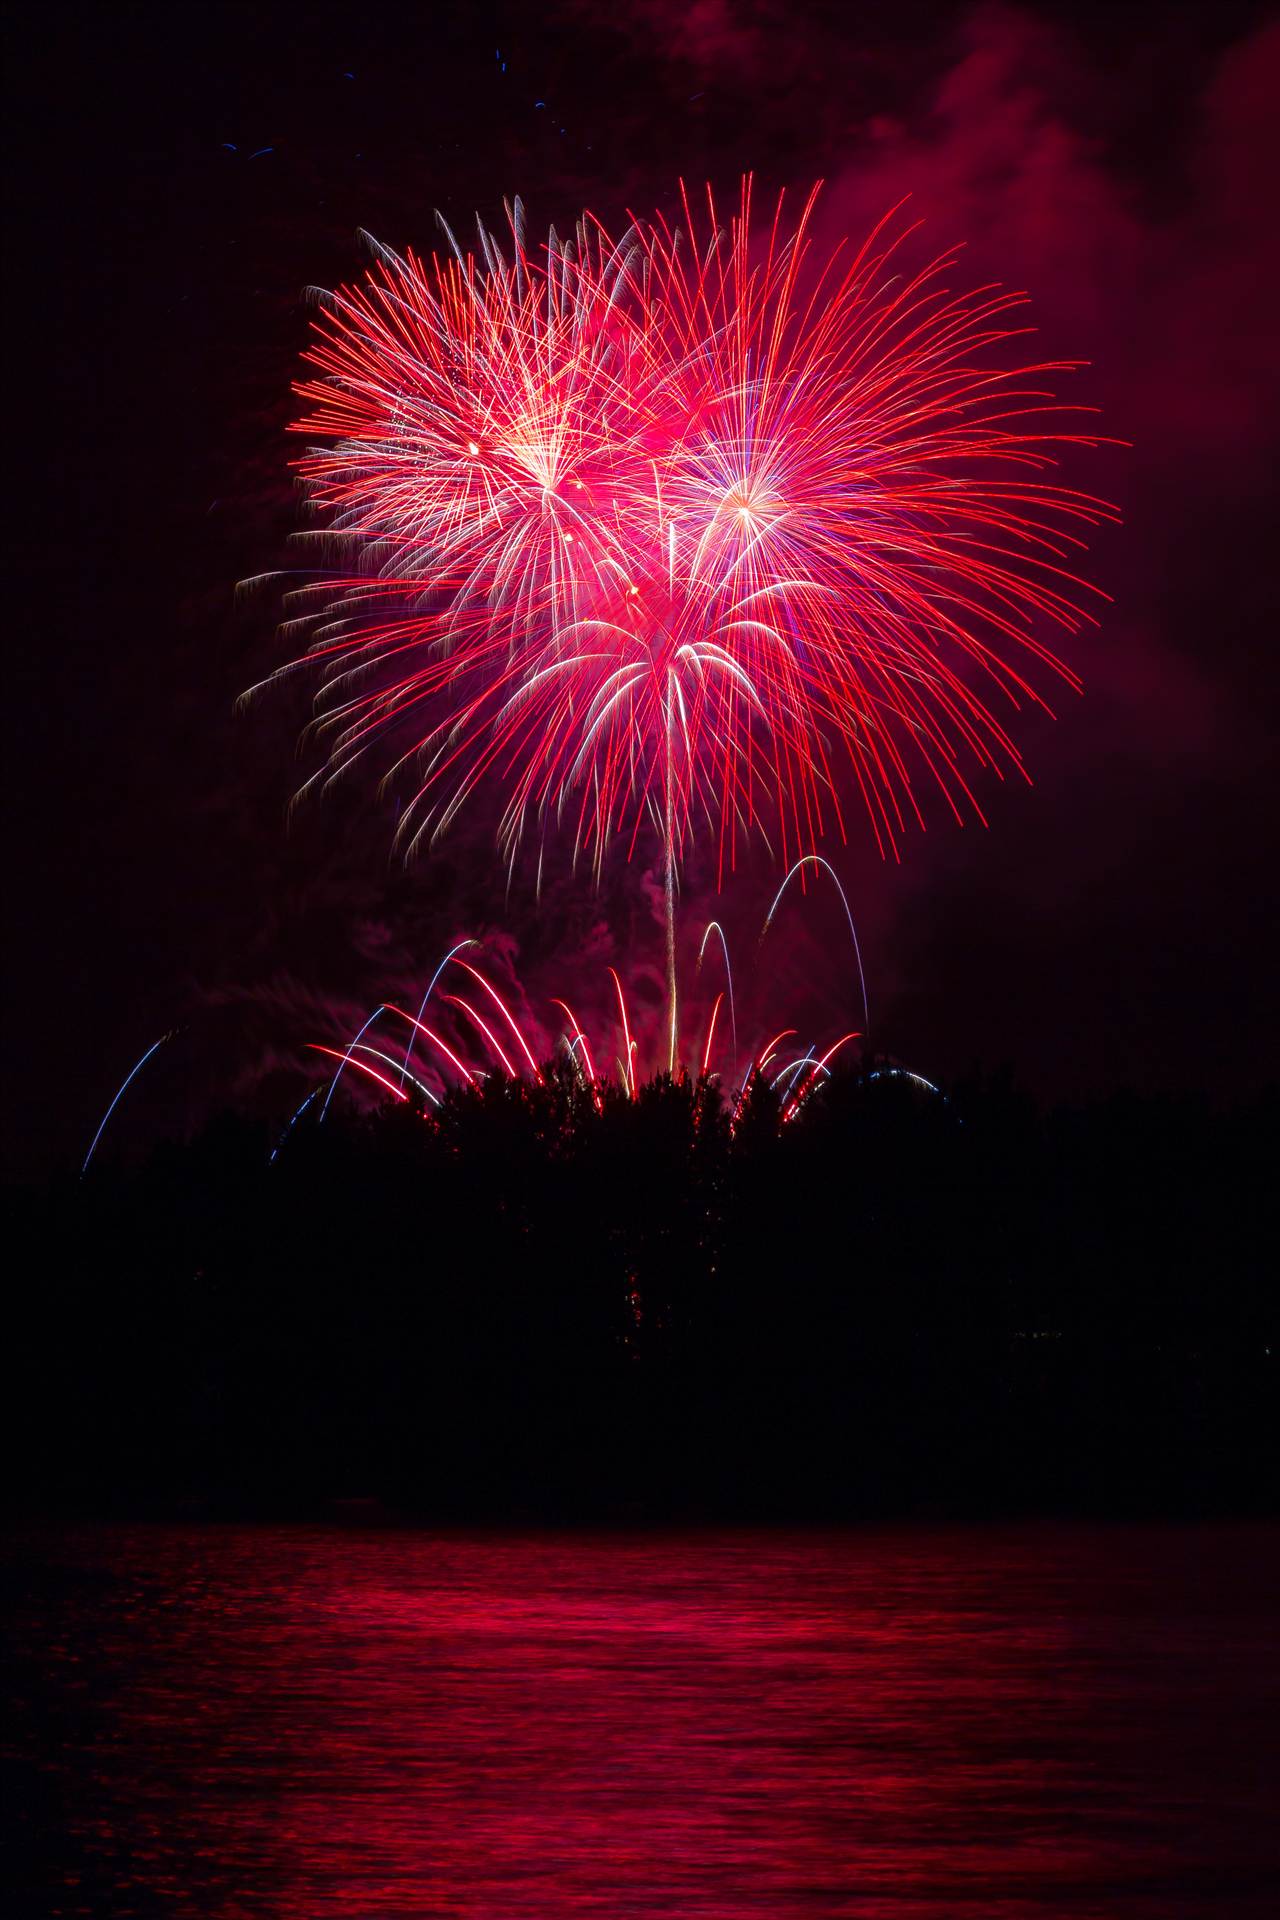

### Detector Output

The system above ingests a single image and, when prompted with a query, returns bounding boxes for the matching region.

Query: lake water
[4,1523,1277,1916]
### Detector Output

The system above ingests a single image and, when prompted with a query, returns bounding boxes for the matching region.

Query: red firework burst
[245,177,1116,881]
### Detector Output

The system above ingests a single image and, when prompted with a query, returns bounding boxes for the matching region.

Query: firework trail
[762,854,870,1036]
[82,1031,174,1175]
[696,919,738,1063]
[401,937,479,1084]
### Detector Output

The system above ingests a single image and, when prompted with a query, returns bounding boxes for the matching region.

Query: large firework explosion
[249,178,1113,858]
[244,177,1114,1059]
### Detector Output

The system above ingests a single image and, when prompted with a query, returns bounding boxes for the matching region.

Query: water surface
[4,1523,1277,1915]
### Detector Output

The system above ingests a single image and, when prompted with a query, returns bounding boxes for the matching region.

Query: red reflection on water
[6,1526,1279,1915]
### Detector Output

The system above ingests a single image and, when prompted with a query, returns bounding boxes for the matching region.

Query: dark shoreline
[8,1070,1275,1530]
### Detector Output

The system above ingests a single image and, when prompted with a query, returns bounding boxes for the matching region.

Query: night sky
[6,0,1278,1174]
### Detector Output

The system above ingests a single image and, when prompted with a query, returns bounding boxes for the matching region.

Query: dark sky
[5,0,1278,1173]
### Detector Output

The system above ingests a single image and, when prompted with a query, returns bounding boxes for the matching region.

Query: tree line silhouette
[7,1062,1275,1519]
